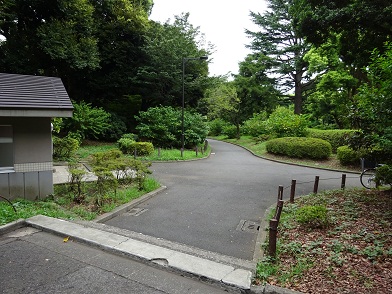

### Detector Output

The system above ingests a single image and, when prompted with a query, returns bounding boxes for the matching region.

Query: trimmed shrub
[118,138,154,156]
[117,138,135,154]
[132,142,154,156]
[337,145,361,166]
[266,137,332,160]
[296,205,330,229]
[53,135,80,161]
[307,129,356,152]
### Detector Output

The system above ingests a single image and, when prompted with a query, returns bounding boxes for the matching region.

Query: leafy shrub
[337,146,362,166]
[296,205,329,229]
[117,138,154,156]
[117,138,135,154]
[208,118,230,136]
[53,135,80,161]
[375,164,392,187]
[136,106,208,148]
[97,113,127,142]
[222,124,238,139]
[307,129,356,152]
[132,142,154,156]
[61,101,111,140]
[266,137,332,160]
[242,112,269,137]
[266,107,308,138]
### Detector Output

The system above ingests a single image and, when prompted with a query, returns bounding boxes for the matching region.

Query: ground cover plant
[0,177,160,225]
[256,189,392,294]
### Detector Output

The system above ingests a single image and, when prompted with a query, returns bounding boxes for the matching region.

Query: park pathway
[105,139,362,260]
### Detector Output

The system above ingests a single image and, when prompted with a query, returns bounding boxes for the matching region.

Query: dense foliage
[136,106,208,148]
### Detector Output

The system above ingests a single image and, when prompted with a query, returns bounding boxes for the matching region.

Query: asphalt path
[105,139,362,260]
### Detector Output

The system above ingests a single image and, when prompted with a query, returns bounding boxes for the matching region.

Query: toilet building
[0,73,73,200]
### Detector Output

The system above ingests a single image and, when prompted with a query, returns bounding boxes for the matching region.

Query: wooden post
[290,179,296,203]
[341,174,346,190]
[313,176,319,194]
[275,200,284,223]
[195,146,198,156]
[269,219,278,258]
[158,147,161,157]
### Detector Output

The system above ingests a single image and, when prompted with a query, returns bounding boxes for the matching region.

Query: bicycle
[360,164,389,189]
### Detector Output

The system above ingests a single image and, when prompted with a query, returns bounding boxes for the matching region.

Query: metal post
[181,58,185,158]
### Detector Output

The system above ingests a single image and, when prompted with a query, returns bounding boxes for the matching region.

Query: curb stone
[250,284,304,294]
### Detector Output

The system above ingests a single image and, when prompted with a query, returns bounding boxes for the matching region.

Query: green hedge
[336,145,361,166]
[266,137,332,160]
[307,129,356,152]
[53,135,80,161]
[118,138,154,156]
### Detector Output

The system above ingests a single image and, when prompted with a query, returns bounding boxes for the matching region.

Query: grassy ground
[0,178,160,225]
[77,140,211,161]
[256,189,392,294]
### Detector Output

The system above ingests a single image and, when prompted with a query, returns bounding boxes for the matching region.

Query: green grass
[0,177,160,225]
[76,141,211,161]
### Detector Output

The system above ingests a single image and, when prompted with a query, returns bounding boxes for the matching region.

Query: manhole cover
[236,220,260,233]
[125,207,148,216]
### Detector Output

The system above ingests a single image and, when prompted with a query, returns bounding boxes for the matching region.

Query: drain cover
[125,207,148,216]
[236,220,260,233]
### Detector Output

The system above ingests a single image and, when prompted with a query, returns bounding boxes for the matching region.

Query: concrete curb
[25,215,253,293]
[0,219,26,235]
[93,186,168,223]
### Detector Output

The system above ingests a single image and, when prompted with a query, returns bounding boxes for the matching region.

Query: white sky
[149,0,268,77]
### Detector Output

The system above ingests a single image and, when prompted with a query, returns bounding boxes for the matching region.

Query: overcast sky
[149,0,268,77]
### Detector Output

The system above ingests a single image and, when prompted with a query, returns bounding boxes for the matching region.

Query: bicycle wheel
[360,168,377,189]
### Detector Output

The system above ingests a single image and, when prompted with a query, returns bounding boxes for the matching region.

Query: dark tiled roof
[0,73,73,110]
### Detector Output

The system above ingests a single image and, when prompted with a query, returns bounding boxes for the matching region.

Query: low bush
[53,135,80,161]
[336,146,361,166]
[375,164,392,187]
[222,124,239,139]
[296,205,330,229]
[118,138,154,156]
[307,129,356,152]
[266,137,332,160]
[266,107,308,138]
[242,112,269,137]
[208,118,230,136]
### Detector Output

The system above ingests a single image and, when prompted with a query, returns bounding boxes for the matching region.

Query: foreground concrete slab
[26,215,252,291]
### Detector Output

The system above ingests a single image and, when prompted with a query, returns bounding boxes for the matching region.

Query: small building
[0,73,73,200]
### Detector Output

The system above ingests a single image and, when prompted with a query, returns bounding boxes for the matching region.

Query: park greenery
[1,1,391,289]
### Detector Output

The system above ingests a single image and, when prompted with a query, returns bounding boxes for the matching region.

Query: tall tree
[0,0,99,76]
[234,53,281,118]
[246,0,312,114]
[295,0,392,68]
[133,13,212,110]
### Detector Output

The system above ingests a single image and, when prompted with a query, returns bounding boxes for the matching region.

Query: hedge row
[117,138,154,156]
[307,129,356,152]
[266,137,332,160]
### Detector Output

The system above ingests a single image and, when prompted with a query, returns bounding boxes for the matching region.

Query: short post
[134,148,137,159]
[341,174,346,190]
[158,147,161,157]
[269,219,278,258]
[313,176,319,194]
[277,185,283,201]
[290,179,296,203]
[275,200,284,223]
[195,146,198,156]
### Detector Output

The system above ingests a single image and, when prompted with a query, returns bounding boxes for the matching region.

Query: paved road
[0,227,230,294]
[105,139,362,260]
